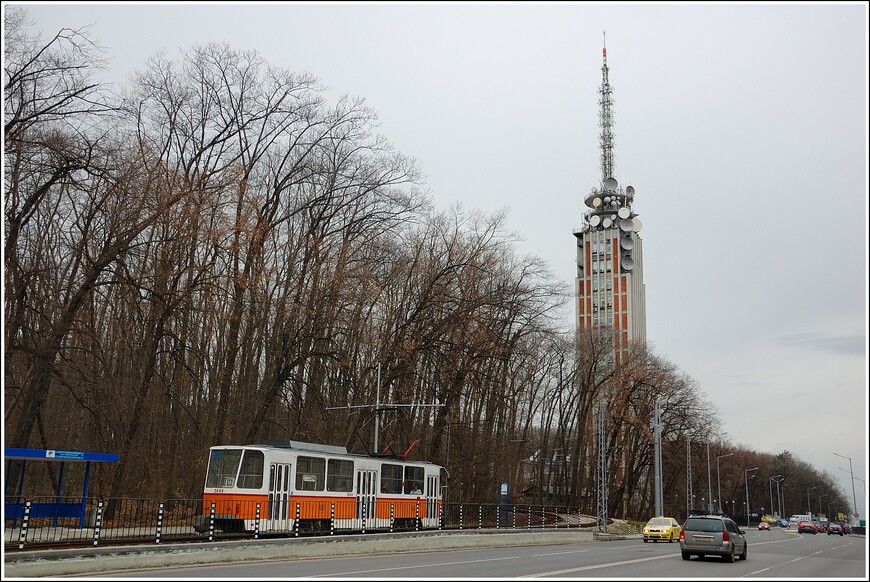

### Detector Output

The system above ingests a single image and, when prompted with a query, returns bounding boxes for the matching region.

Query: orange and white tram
[195,440,443,534]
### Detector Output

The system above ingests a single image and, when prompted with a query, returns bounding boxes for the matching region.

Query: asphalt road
[4,528,867,578]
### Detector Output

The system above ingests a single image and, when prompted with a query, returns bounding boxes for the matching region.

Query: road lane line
[520,552,677,576]
[307,554,522,577]
[532,549,592,557]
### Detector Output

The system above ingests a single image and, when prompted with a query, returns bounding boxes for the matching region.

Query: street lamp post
[839,468,865,513]
[833,452,857,522]
[773,477,785,518]
[807,486,816,515]
[768,475,782,518]
[744,467,758,527]
[854,477,866,520]
[705,443,714,513]
[716,452,733,513]
[819,493,828,517]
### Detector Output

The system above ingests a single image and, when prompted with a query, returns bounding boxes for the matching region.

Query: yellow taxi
[642,516,682,543]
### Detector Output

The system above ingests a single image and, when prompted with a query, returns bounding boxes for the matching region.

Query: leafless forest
[3,8,847,521]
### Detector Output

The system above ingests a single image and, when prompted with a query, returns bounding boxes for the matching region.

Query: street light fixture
[807,486,817,515]
[818,493,828,517]
[744,467,758,527]
[716,452,733,513]
[833,452,857,522]
[837,465,864,523]
[768,475,782,518]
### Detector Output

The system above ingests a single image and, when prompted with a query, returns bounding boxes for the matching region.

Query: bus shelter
[4,447,118,528]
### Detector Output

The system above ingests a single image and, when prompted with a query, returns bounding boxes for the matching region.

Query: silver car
[679,515,747,562]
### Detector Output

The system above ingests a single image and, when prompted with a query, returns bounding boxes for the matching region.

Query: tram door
[268,462,292,531]
[356,469,377,528]
[425,474,439,526]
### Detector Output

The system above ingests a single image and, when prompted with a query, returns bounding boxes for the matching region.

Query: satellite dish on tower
[626,185,635,196]
[592,197,602,207]
[604,177,618,190]
[621,256,635,271]
[620,236,634,250]
[617,207,630,219]
[632,217,643,232]
[602,217,613,228]
[590,214,601,227]
[619,218,633,232]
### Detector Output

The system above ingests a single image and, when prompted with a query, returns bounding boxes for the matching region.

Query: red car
[797,520,816,534]
[758,521,771,531]
[828,523,844,536]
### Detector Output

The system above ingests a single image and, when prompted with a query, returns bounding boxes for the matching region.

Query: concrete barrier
[4,528,600,577]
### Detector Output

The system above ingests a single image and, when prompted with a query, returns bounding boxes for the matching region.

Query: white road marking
[521,552,677,577]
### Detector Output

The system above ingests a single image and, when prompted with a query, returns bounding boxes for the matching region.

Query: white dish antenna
[619,218,633,232]
[592,197,602,207]
[632,217,643,232]
[590,214,601,227]
[617,207,630,219]
[620,236,634,250]
[602,217,613,228]
[604,177,618,190]
[626,185,635,196]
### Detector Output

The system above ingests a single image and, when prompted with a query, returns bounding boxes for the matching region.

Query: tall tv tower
[573,36,647,348]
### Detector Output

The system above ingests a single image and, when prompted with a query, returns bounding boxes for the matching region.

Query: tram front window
[206,449,243,488]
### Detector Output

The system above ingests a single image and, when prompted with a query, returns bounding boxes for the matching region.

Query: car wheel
[739,543,747,561]
[681,551,691,561]
[643,539,648,543]
[668,533,674,543]
[724,547,735,563]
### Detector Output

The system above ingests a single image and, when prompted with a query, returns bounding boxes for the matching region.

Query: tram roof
[211,440,442,466]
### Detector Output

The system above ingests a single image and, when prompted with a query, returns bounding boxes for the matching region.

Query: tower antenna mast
[599,30,615,184]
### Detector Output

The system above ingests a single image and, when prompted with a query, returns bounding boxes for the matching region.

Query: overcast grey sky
[13,2,868,517]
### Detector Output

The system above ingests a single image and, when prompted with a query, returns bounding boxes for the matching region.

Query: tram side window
[205,449,243,488]
[327,459,354,492]
[296,456,325,491]
[237,450,265,489]
[380,463,403,494]
[404,466,424,494]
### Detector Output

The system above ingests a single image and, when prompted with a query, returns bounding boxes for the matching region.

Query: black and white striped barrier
[209,502,215,542]
[92,501,103,547]
[156,502,164,544]
[18,501,31,550]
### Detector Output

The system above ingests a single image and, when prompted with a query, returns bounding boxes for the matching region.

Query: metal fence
[4,496,599,550]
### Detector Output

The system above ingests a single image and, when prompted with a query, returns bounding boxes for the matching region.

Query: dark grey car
[679,515,747,562]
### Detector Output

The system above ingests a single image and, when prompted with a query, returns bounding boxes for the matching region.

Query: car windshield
[648,518,670,526]
[684,518,725,532]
